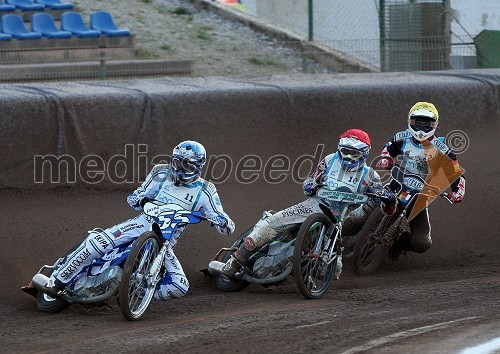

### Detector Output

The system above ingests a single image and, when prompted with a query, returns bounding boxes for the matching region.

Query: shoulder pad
[394,130,412,142]
[432,137,450,153]
[323,153,335,164]
[200,178,217,194]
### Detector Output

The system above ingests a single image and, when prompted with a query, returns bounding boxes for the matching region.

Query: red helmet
[338,129,371,171]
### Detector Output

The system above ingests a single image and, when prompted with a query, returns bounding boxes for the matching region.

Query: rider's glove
[211,215,228,229]
[127,194,142,210]
[303,179,318,196]
[448,177,465,204]
[376,158,393,170]
[139,197,151,208]
[381,201,397,215]
[369,185,397,215]
[376,148,393,170]
[376,156,394,170]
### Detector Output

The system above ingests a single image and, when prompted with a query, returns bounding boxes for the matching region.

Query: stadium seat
[31,13,71,38]
[90,11,130,37]
[61,12,100,38]
[0,32,12,40]
[34,0,73,10]
[1,14,41,39]
[0,1,16,12]
[6,0,45,11]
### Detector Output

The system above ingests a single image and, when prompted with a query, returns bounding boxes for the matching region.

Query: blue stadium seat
[0,32,13,40]
[6,0,45,11]
[31,13,71,38]
[1,14,41,39]
[0,1,16,12]
[90,11,130,37]
[61,12,100,38]
[35,0,73,10]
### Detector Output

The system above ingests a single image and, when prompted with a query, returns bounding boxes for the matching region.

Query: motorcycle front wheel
[214,227,251,292]
[352,208,390,276]
[119,231,161,321]
[293,214,336,299]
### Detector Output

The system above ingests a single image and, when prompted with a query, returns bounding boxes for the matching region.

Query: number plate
[316,189,368,204]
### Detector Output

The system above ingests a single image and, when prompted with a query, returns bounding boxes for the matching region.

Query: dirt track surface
[1,187,499,353]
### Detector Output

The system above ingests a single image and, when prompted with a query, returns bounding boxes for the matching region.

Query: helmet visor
[410,117,437,133]
[172,157,198,174]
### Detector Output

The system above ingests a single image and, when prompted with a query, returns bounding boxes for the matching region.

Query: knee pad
[246,218,278,249]
[86,228,116,255]
[154,273,189,300]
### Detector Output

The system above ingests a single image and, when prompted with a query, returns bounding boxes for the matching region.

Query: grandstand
[0,0,193,81]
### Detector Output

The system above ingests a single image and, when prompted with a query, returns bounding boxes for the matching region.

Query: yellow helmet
[408,102,439,141]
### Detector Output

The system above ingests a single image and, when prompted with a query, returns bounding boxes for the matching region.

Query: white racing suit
[232,152,381,270]
[52,164,235,300]
[344,130,465,254]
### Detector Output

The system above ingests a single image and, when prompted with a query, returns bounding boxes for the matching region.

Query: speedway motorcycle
[22,201,210,321]
[352,166,453,276]
[207,185,390,299]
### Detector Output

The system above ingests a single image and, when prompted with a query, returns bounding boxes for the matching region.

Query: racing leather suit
[344,130,465,254]
[52,164,234,300]
[233,152,381,266]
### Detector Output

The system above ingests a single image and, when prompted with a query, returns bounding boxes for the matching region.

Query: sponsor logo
[165,250,180,270]
[316,190,367,204]
[94,234,110,249]
[112,229,122,238]
[403,176,424,191]
[281,206,313,218]
[59,248,92,279]
[120,222,143,234]
[397,190,411,203]
[243,237,256,251]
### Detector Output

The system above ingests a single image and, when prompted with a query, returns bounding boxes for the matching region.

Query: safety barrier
[0,70,498,189]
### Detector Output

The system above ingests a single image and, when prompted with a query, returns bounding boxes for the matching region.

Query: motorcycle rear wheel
[352,209,390,276]
[293,214,336,299]
[119,231,161,321]
[37,287,71,313]
[214,227,251,292]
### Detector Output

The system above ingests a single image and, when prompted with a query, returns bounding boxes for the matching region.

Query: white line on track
[295,320,332,329]
[461,337,500,354]
[341,316,479,354]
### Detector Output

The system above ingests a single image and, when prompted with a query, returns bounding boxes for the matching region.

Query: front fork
[326,224,341,265]
[312,223,340,266]
[145,242,168,289]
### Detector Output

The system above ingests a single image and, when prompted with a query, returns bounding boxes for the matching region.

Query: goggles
[172,157,198,174]
[339,146,364,160]
[410,118,437,133]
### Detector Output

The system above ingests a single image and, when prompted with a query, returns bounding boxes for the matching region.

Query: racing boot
[220,241,254,279]
[41,276,64,297]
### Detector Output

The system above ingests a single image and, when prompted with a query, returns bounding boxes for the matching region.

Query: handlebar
[142,199,220,225]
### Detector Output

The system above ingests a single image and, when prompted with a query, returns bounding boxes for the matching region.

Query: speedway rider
[221,129,395,279]
[42,141,235,300]
[342,102,466,260]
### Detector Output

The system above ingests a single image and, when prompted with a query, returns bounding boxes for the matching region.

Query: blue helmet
[171,141,206,184]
